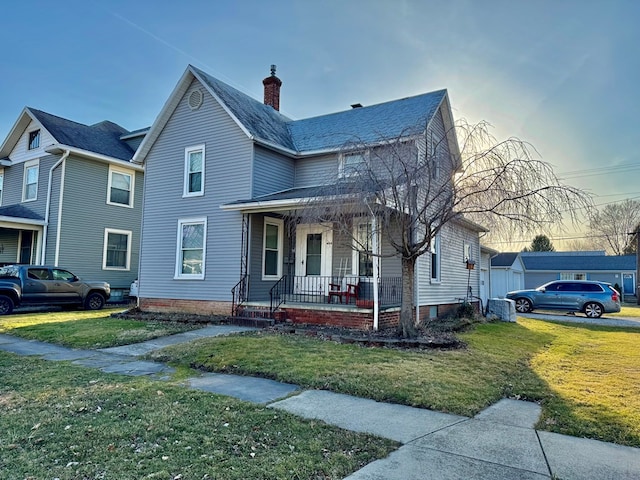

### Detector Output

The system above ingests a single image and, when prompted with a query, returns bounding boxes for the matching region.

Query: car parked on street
[506,280,621,318]
[0,265,110,314]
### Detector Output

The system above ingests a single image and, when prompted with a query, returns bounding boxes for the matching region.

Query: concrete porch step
[227,316,275,328]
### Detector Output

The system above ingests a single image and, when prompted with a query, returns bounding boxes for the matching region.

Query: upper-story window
[107,166,134,207]
[339,151,367,178]
[23,159,39,202]
[184,144,205,197]
[28,130,40,150]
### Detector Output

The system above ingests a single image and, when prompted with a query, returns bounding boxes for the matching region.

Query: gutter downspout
[42,150,69,264]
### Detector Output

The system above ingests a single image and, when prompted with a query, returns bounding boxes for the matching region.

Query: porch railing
[231,274,249,317]
[269,275,402,314]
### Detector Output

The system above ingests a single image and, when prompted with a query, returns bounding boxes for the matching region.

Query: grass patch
[610,304,640,318]
[0,352,396,479]
[149,319,640,447]
[0,309,202,349]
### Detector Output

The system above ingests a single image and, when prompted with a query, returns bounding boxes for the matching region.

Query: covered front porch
[226,208,405,329]
[0,205,46,266]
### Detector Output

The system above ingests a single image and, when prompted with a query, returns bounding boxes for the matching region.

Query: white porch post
[372,215,380,331]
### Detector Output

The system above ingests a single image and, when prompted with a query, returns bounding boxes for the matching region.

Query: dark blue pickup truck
[0,265,110,314]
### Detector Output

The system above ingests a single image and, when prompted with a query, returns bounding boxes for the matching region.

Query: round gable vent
[188,89,204,110]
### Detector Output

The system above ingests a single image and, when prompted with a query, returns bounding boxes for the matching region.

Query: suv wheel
[515,298,533,313]
[583,302,603,318]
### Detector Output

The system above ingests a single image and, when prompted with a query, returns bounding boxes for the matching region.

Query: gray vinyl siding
[0,229,20,264]
[54,156,142,288]
[139,78,253,301]
[417,221,480,306]
[295,154,338,187]
[253,146,294,197]
[1,153,57,217]
[524,273,556,288]
[44,165,63,263]
[247,214,292,300]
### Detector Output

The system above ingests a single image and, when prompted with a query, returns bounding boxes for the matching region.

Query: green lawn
[610,304,640,318]
[0,308,202,349]
[3,309,639,448]
[149,318,640,447]
[0,352,396,479]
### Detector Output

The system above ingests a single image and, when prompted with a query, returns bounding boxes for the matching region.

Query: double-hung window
[103,229,132,270]
[23,159,39,202]
[107,167,134,207]
[430,234,441,283]
[262,217,283,280]
[176,218,206,279]
[353,220,373,277]
[184,145,205,197]
[339,151,367,178]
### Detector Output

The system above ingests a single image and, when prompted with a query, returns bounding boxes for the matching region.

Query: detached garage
[490,253,525,298]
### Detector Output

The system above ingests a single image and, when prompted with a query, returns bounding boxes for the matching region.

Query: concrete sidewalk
[1,326,639,479]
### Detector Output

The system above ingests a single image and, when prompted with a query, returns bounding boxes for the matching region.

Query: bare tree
[291,119,591,338]
[588,199,640,255]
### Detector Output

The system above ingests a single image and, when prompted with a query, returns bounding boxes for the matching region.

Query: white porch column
[372,215,380,331]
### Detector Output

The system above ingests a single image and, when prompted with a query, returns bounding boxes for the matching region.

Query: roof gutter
[45,144,144,172]
[41,149,70,264]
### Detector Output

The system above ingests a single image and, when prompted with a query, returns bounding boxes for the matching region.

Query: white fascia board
[133,68,194,164]
[47,145,144,172]
[0,108,49,158]
[220,197,308,213]
[0,217,46,228]
[190,67,254,141]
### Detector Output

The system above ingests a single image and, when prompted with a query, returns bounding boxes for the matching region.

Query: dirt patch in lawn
[114,307,477,350]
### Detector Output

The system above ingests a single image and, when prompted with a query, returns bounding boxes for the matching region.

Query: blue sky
[1,0,637,247]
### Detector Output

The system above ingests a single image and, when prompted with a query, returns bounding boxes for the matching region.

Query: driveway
[521,311,640,328]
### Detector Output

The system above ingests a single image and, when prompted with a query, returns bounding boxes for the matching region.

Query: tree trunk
[400,257,417,338]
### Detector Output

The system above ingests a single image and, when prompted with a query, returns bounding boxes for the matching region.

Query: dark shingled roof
[28,108,135,161]
[521,254,636,271]
[192,66,447,154]
[491,252,520,267]
[193,67,296,151]
[0,204,44,221]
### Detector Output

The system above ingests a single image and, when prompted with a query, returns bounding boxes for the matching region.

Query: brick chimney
[263,64,282,111]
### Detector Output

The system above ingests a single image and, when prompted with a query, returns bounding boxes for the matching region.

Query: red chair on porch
[328,278,359,304]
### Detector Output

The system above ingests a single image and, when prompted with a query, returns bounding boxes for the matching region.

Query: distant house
[520,251,636,299]
[490,252,525,298]
[132,65,486,329]
[0,108,146,300]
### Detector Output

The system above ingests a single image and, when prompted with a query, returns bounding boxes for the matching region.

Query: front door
[19,230,35,264]
[295,224,333,295]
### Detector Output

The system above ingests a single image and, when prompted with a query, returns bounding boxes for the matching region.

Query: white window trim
[430,234,441,284]
[175,217,207,280]
[102,228,132,271]
[262,217,284,280]
[183,144,205,197]
[22,159,39,202]
[338,150,368,178]
[351,219,376,278]
[560,272,587,281]
[107,165,135,208]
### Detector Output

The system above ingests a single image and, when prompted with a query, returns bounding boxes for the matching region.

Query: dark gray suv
[506,280,621,318]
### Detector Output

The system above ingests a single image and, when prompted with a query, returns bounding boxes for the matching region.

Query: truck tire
[0,295,15,315]
[85,292,105,310]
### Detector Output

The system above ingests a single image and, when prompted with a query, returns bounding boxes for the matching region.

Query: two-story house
[133,65,485,329]
[0,108,145,301]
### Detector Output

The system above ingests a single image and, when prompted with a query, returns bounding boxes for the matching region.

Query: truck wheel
[0,295,14,315]
[85,292,105,310]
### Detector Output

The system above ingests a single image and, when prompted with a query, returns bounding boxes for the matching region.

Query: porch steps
[228,305,277,328]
